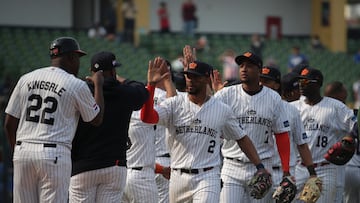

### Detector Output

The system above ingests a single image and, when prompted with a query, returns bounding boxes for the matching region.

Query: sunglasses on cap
[299,79,318,85]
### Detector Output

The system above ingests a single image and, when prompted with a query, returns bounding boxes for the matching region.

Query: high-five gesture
[182,45,196,70]
[147,57,170,86]
[210,69,227,92]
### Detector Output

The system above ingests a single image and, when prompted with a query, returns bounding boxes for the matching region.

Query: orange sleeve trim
[140,85,159,124]
[275,131,290,173]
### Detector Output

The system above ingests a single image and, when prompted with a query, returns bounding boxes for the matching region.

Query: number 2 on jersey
[208,140,216,153]
[26,94,58,125]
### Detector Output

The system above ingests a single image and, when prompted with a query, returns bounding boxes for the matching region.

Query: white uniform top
[156,94,246,169]
[291,97,357,164]
[154,88,169,157]
[127,109,156,168]
[214,85,290,162]
[272,100,309,167]
[5,67,100,149]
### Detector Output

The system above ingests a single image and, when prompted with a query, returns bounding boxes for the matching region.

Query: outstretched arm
[140,57,169,124]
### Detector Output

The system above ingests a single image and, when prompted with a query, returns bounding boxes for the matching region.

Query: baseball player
[141,53,268,203]
[343,123,360,203]
[323,81,349,203]
[69,51,149,202]
[259,66,316,199]
[122,109,159,203]
[291,67,357,203]
[153,70,175,203]
[211,52,291,203]
[4,37,105,203]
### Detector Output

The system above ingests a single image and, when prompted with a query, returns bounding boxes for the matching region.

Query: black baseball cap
[297,67,323,86]
[235,51,263,68]
[182,61,213,77]
[281,72,299,92]
[260,66,281,83]
[292,63,309,74]
[91,51,121,72]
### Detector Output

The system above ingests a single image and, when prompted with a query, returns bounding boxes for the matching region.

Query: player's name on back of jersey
[27,80,66,97]
[175,125,218,138]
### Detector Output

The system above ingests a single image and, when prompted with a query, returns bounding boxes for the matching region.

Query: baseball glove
[247,169,272,199]
[298,177,322,203]
[324,136,356,165]
[272,176,297,203]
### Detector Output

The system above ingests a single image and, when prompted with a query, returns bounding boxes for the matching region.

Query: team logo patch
[189,62,197,69]
[244,52,252,57]
[262,67,270,75]
[283,120,289,127]
[307,118,315,123]
[246,110,256,115]
[94,63,100,69]
[193,118,201,124]
[302,132,308,139]
[301,68,309,76]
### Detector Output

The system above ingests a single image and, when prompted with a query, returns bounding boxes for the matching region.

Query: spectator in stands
[250,33,265,60]
[158,2,170,33]
[122,0,137,44]
[218,49,238,82]
[88,22,107,39]
[353,49,360,64]
[182,0,197,37]
[104,2,117,41]
[195,35,210,53]
[310,35,324,50]
[287,46,308,72]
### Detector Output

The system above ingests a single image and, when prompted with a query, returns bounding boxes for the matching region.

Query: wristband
[256,163,265,170]
[307,165,316,176]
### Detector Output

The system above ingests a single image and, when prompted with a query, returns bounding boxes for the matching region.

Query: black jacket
[71,77,148,176]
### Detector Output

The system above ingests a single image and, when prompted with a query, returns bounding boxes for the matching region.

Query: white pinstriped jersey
[154,88,169,157]
[127,109,156,168]
[5,67,99,148]
[156,94,246,169]
[272,100,309,167]
[214,85,290,161]
[291,97,356,163]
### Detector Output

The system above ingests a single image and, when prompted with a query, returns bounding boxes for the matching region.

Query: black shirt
[71,77,149,176]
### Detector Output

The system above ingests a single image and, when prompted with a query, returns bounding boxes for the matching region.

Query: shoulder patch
[283,120,290,127]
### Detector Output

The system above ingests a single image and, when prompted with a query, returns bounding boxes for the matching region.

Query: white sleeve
[272,102,290,134]
[74,82,100,122]
[222,106,246,141]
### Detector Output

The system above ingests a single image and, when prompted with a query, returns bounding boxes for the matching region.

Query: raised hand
[182,45,196,70]
[210,69,226,92]
[86,70,104,87]
[147,57,170,86]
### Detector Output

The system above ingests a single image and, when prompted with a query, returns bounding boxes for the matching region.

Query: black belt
[158,153,170,158]
[301,162,330,168]
[174,167,214,174]
[225,157,244,162]
[16,141,56,148]
[130,167,143,171]
[272,166,281,170]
